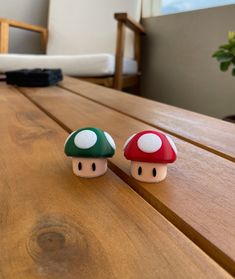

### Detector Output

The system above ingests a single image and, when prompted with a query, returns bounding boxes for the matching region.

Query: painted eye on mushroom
[92,163,96,172]
[124,130,177,183]
[152,168,157,177]
[138,166,142,176]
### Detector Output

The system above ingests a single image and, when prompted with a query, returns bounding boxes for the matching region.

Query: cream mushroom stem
[130,161,167,183]
[72,157,107,178]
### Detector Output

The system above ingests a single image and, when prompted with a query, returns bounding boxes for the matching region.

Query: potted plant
[213,32,235,123]
[212,31,235,76]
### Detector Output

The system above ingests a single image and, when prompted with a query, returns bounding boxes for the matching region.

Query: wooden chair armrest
[114,13,145,35]
[0,18,47,33]
[0,18,48,53]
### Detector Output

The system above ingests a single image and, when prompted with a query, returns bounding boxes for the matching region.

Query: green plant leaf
[217,53,233,63]
[220,61,231,72]
[230,41,235,48]
[231,47,235,56]
[213,33,235,76]
[212,50,225,58]
[219,44,231,50]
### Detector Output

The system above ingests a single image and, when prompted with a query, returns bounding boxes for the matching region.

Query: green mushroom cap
[64,127,116,158]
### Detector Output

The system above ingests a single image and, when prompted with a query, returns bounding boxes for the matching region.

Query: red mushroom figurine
[123,130,177,183]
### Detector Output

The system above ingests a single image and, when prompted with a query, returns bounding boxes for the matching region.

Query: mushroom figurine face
[64,128,116,178]
[124,131,177,183]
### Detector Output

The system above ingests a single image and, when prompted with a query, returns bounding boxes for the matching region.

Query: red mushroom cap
[124,130,177,164]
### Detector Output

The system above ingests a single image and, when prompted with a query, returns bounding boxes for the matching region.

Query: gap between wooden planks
[19,85,235,276]
[0,85,232,279]
[59,76,235,162]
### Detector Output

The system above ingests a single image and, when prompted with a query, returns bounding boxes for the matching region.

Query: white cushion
[0,54,137,76]
[47,0,142,59]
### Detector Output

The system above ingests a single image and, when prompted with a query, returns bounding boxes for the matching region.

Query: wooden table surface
[0,78,234,278]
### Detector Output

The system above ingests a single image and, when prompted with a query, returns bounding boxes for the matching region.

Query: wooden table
[0,77,234,279]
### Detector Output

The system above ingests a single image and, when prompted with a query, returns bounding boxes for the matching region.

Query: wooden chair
[0,0,145,91]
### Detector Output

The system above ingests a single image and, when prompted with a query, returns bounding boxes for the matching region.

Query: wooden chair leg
[0,22,9,53]
[133,76,141,95]
[134,33,141,67]
[114,22,125,90]
[40,30,48,53]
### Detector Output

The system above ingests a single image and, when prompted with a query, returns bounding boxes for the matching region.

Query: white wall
[142,0,162,17]
[0,0,49,54]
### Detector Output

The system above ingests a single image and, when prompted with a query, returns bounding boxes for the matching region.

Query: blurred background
[1,0,235,120]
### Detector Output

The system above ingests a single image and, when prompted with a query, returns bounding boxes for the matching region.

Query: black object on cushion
[5,69,63,87]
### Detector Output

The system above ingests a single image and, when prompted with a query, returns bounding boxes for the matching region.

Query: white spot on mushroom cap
[74,130,97,149]
[104,131,116,150]
[137,133,162,153]
[166,135,177,155]
[123,133,136,150]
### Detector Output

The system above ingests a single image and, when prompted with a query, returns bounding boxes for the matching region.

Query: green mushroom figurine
[64,127,116,178]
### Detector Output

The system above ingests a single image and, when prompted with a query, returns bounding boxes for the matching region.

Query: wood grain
[20,85,235,276]
[60,77,235,162]
[0,85,231,279]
